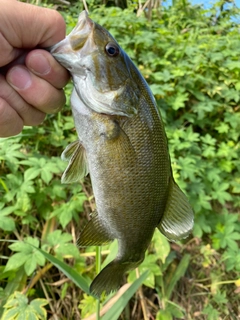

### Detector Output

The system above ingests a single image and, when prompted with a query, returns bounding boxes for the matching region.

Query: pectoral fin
[158,178,194,241]
[61,140,88,184]
[61,140,80,161]
[77,211,114,247]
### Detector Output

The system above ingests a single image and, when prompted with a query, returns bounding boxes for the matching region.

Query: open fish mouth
[49,11,93,69]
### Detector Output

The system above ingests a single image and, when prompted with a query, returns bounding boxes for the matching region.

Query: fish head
[51,11,140,117]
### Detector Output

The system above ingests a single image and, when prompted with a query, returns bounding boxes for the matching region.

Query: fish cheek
[112,79,139,117]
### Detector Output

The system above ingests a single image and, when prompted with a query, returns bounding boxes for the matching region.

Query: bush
[0,1,239,319]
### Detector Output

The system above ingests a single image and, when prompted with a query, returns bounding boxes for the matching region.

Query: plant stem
[0,178,9,193]
[136,268,149,320]
[96,246,101,320]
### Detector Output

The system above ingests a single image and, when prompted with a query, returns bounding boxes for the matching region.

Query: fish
[50,11,194,298]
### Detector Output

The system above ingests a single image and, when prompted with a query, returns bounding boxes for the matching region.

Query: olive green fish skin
[50,11,193,297]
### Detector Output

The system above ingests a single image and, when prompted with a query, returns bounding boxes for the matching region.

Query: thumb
[0,0,66,49]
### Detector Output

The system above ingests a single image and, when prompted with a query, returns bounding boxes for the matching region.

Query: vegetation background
[0,0,239,319]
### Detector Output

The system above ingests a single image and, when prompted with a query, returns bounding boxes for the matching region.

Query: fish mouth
[50,11,93,69]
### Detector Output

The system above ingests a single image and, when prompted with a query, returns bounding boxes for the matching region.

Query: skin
[0,0,70,137]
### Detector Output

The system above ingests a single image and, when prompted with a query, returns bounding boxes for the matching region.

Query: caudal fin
[90,260,130,298]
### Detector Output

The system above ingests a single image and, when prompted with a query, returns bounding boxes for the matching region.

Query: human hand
[0,0,70,137]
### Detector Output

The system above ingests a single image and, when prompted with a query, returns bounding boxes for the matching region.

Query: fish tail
[90,260,130,298]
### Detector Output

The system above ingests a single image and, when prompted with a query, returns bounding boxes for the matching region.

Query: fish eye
[105,42,120,57]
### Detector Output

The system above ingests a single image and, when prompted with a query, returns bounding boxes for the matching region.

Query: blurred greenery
[0,0,239,319]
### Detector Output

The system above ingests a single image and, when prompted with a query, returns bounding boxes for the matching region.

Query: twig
[80,250,110,257]
[82,0,89,13]
[57,0,70,5]
[71,220,77,244]
[39,278,56,318]
[137,0,151,17]
[96,246,101,320]
[136,268,149,320]
[21,263,52,294]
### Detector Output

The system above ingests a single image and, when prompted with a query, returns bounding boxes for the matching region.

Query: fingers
[26,49,69,89]
[0,32,24,67]
[0,1,66,48]
[0,75,45,137]
[0,49,69,137]
[0,99,23,137]
[6,50,69,115]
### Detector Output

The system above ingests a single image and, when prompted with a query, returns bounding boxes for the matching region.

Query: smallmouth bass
[50,11,194,297]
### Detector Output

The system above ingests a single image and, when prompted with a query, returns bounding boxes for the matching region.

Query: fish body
[51,11,194,297]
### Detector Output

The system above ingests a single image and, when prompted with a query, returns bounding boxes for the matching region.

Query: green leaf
[40,169,53,184]
[2,292,48,320]
[55,243,80,259]
[156,310,173,320]
[24,168,41,182]
[79,294,100,318]
[4,253,29,272]
[30,299,48,318]
[6,238,45,277]
[165,254,190,300]
[101,240,118,269]
[31,247,90,294]
[128,253,161,289]
[46,230,72,247]
[171,91,189,110]
[24,258,37,276]
[152,230,170,263]
[9,242,29,253]
[0,216,15,231]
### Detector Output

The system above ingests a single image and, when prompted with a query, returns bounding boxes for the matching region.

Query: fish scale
[50,10,194,297]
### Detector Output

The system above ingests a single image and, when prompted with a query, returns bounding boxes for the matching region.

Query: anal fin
[77,211,114,247]
[158,178,194,241]
[61,140,88,184]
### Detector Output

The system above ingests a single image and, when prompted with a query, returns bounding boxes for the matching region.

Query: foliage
[1,0,240,319]
[2,292,48,320]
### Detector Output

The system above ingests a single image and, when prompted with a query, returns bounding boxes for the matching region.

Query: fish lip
[50,38,73,70]
[50,10,93,55]
[70,11,94,51]
[49,11,94,71]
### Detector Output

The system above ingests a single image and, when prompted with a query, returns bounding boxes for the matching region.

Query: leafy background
[0,0,239,319]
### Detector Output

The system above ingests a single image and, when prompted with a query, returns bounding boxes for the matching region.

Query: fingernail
[28,53,51,75]
[7,66,32,90]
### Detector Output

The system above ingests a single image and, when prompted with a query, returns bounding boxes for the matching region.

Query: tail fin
[90,260,130,298]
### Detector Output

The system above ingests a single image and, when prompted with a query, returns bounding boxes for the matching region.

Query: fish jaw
[50,11,94,74]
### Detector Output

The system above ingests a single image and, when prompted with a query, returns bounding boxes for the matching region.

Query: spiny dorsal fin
[158,178,194,241]
[77,211,113,247]
[61,141,88,184]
